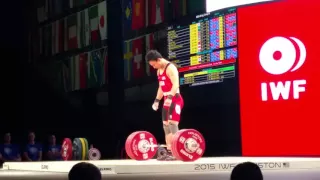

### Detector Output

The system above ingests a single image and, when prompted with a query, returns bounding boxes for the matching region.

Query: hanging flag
[100,48,108,85]
[67,14,78,49]
[149,0,166,25]
[172,0,187,19]
[123,40,133,81]
[87,50,103,88]
[145,33,157,76]
[187,0,204,15]
[132,37,144,79]
[78,10,90,48]
[77,12,83,48]
[74,55,80,90]
[68,56,75,91]
[79,53,88,89]
[132,0,145,30]
[69,0,74,9]
[62,59,71,92]
[51,21,57,55]
[123,0,132,32]
[89,5,99,44]
[37,1,45,23]
[64,17,68,51]
[53,0,63,16]
[98,1,107,40]
[57,19,65,53]
[44,0,49,21]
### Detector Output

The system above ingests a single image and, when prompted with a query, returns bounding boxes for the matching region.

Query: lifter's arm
[167,65,180,96]
[155,86,163,100]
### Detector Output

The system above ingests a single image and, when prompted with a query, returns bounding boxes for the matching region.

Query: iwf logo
[259,36,307,101]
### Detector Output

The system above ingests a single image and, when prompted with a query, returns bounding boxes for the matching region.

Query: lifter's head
[69,162,101,180]
[146,50,164,69]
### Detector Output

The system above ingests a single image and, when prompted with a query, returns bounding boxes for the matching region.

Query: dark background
[1,0,241,159]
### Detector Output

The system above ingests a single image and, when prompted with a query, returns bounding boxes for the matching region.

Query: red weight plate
[171,130,186,160]
[125,132,139,159]
[127,131,158,160]
[172,129,205,162]
[61,138,73,161]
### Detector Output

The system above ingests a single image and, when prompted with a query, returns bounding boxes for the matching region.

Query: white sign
[206,0,276,12]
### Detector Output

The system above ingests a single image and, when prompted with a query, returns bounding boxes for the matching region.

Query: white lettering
[180,149,193,159]
[261,82,267,101]
[270,81,291,100]
[293,80,306,99]
[261,80,306,101]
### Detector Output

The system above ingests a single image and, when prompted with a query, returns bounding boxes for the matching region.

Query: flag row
[124,31,167,81]
[39,1,107,56]
[62,47,108,92]
[37,0,96,23]
[122,0,204,32]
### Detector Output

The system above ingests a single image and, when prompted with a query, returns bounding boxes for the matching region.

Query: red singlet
[158,63,184,121]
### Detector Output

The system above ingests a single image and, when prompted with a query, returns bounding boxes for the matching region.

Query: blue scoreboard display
[167,8,238,86]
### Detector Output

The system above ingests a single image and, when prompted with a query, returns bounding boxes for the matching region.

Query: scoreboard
[167,8,238,86]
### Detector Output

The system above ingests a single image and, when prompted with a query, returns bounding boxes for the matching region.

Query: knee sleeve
[163,124,170,135]
[168,122,179,134]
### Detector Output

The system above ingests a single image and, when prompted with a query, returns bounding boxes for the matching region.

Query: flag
[74,55,80,90]
[123,0,132,31]
[187,0,204,15]
[132,37,144,79]
[78,10,90,48]
[67,14,78,49]
[37,1,45,23]
[48,0,54,18]
[57,19,65,53]
[123,40,133,81]
[149,0,166,25]
[44,0,49,21]
[44,24,52,56]
[98,1,107,40]
[53,0,63,16]
[79,53,88,89]
[62,59,71,92]
[172,0,187,19]
[69,0,74,9]
[145,33,157,76]
[132,0,145,30]
[51,22,57,55]
[102,49,108,84]
[89,5,99,44]
[87,50,103,88]
[64,17,68,51]
[100,48,108,86]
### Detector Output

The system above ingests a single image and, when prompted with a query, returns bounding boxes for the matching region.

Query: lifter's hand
[152,99,160,111]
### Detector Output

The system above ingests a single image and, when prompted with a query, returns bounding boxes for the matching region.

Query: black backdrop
[2,0,242,160]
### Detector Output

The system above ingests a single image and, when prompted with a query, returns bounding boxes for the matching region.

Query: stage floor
[1,157,320,180]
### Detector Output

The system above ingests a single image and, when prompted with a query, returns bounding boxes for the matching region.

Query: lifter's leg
[166,120,179,151]
[162,121,171,150]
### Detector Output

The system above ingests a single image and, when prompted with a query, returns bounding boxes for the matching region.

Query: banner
[238,0,320,156]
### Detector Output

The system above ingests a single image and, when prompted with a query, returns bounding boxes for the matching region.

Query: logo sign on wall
[238,0,320,156]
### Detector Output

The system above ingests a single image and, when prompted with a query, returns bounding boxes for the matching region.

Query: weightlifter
[146,50,184,161]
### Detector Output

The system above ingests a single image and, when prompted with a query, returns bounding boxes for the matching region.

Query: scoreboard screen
[167,8,238,86]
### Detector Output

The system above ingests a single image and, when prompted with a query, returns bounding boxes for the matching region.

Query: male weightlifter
[146,50,184,160]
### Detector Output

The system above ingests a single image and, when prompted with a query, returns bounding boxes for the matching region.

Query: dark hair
[68,162,101,180]
[145,50,162,62]
[230,162,263,180]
